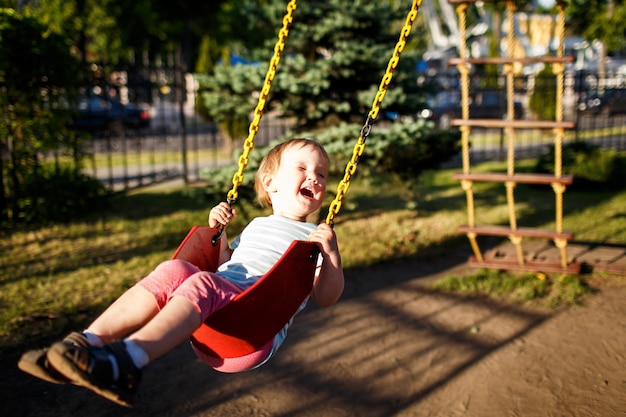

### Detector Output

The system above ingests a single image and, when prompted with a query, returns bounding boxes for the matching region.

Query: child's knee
[155,259,197,274]
[138,260,200,304]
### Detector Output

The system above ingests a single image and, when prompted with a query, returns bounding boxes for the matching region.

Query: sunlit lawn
[2,160,626,357]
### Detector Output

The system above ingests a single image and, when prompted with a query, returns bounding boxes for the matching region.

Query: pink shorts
[138,259,272,372]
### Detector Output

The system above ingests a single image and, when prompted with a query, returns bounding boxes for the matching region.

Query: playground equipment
[448,0,580,273]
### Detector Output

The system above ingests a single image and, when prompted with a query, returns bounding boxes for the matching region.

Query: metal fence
[80,68,626,192]
[78,67,294,192]
[83,108,293,191]
[425,70,626,166]
[454,113,626,166]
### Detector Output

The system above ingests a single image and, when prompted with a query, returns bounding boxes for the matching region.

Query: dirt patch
[3,246,625,416]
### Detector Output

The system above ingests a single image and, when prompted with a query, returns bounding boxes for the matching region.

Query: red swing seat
[172,226,319,360]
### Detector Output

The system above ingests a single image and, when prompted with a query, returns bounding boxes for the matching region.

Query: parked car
[578,89,626,115]
[418,90,524,129]
[73,95,150,133]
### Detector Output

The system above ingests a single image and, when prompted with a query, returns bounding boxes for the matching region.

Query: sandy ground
[3,245,625,417]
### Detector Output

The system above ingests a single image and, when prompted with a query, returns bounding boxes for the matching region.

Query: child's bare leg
[87,259,201,344]
[125,295,202,361]
[87,285,159,344]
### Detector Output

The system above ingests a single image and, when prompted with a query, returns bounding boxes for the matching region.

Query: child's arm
[307,223,345,307]
[208,202,237,266]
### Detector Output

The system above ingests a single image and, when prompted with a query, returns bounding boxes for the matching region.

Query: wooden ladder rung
[459,225,574,240]
[453,172,573,185]
[451,119,576,129]
[466,257,582,274]
[448,56,575,66]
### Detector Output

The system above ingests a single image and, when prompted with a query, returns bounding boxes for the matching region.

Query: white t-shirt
[216,215,319,364]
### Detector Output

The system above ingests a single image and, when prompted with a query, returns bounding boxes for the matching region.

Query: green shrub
[199,120,461,196]
[16,165,110,224]
[364,122,461,178]
[529,64,557,120]
[535,141,626,191]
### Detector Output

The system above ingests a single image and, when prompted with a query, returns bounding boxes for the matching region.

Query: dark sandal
[47,340,141,408]
[18,332,89,385]
[18,348,70,384]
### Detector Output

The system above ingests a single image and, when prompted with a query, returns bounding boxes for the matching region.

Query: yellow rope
[504,2,516,176]
[456,3,470,123]
[552,183,566,233]
[456,3,471,175]
[460,124,471,175]
[505,0,516,124]
[554,1,566,126]
[468,232,484,263]
[325,0,422,225]
[554,237,568,269]
[553,1,568,267]
[226,0,297,203]
[463,181,483,262]
[461,179,476,227]
[505,1,516,178]
[505,181,517,230]
[456,3,483,262]
[504,1,524,266]
[553,2,566,178]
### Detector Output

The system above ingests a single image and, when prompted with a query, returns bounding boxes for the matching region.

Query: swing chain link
[325,0,421,226]
[226,0,297,203]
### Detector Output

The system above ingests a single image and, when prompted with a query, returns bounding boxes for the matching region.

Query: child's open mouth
[300,188,314,199]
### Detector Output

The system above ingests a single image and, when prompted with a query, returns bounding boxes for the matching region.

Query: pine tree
[270,0,426,130]
[196,0,430,133]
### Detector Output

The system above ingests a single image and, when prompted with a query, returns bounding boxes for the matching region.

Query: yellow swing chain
[325,0,422,226]
[210,0,295,246]
[226,0,297,204]
[222,0,421,226]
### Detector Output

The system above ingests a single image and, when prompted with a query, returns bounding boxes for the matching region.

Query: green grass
[1,159,625,358]
[432,269,594,308]
[76,147,232,169]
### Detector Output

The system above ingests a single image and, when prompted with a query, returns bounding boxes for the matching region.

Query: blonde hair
[254,138,329,207]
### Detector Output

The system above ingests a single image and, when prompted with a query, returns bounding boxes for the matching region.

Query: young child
[18,138,344,407]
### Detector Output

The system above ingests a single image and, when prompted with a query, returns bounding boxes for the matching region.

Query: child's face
[263,144,328,222]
